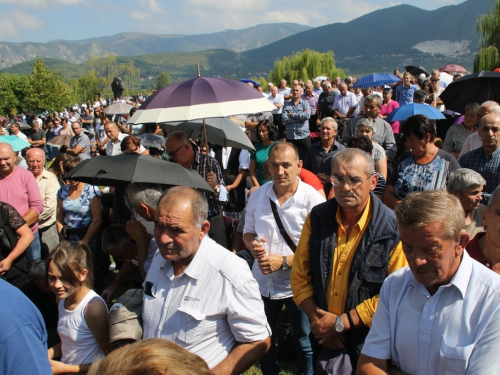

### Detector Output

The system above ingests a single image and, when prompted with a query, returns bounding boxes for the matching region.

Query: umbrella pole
[203,119,210,172]
[197,63,200,77]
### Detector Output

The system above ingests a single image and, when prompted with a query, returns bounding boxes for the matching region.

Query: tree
[267,49,346,85]
[474,0,500,72]
[0,73,29,116]
[27,57,71,112]
[155,72,171,90]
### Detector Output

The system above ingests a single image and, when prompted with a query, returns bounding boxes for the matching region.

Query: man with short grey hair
[460,100,500,157]
[292,148,406,374]
[303,118,345,196]
[143,186,271,373]
[357,189,500,375]
[343,94,395,150]
[26,148,59,253]
[318,81,337,123]
[459,113,500,201]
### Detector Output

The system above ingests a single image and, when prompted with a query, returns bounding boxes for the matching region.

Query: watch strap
[346,310,355,329]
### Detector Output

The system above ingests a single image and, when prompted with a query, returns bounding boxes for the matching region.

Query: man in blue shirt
[0,279,52,374]
[395,72,419,106]
[282,84,311,161]
[459,113,500,202]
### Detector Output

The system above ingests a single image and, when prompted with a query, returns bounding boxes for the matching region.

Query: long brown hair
[46,241,94,288]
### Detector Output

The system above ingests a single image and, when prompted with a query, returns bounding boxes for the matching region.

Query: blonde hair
[88,339,212,375]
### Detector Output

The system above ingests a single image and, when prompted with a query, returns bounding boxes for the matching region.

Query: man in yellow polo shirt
[291,148,407,374]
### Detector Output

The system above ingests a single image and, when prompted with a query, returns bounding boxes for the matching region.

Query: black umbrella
[405,65,428,77]
[63,154,213,192]
[440,71,500,114]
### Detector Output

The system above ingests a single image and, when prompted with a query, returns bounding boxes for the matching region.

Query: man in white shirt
[104,122,145,156]
[10,123,28,141]
[333,83,359,119]
[278,79,291,100]
[244,142,325,375]
[143,186,271,373]
[357,189,500,375]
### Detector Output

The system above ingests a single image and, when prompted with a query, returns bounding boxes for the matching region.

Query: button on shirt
[332,91,359,116]
[282,99,311,140]
[243,179,325,299]
[361,251,500,375]
[142,236,271,368]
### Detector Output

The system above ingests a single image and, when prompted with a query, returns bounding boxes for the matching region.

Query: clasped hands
[249,237,282,275]
[310,308,346,351]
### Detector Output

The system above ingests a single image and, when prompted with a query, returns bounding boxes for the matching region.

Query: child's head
[46,241,94,296]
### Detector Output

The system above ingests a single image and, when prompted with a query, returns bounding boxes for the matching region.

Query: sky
[0,0,466,43]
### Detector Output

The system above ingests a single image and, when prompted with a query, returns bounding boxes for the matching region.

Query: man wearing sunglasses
[291,148,407,374]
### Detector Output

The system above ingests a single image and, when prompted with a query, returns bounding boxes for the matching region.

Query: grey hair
[332,148,375,176]
[365,94,382,107]
[447,168,486,194]
[464,102,480,116]
[158,186,208,228]
[30,260,47,280]
[480,101,500,115]
[356,118,376,134]
[395,190,465,240]
[487,185,500,211]
[127,183,163,209]
[322,81,332,88]
[320,117,338,130]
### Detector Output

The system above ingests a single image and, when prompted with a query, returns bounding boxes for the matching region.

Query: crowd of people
[1,67,500,375]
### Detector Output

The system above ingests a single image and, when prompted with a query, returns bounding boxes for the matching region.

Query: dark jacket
[309,193,399,362]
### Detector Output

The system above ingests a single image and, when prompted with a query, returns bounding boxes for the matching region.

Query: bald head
[480,101,500,117]
[157,186,208,228]
[0,143,16,177]
[26,148,46,178]
[104,121,120,141]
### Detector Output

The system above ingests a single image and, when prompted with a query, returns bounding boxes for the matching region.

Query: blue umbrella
[239,79,259,86]
[353,73,401,88]
[385,103,446,122]
[0,135,31,152]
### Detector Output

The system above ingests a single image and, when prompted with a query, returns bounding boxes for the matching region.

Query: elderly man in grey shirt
[342,94,395,151]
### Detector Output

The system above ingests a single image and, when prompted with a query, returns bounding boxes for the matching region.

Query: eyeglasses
[167,145,184,157]
[330,175,370,189]
[430,80,438,83]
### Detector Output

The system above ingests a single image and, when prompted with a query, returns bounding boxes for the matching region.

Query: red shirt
[466,232,492,269]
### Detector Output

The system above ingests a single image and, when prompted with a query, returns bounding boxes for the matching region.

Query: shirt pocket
[174,306,207,345]
[439,339,474,375]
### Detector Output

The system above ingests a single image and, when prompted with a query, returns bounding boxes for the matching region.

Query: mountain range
[0,23,311,69]
[2,0,493,79]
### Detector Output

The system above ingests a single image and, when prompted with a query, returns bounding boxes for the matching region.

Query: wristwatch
[214,185,221,194]
[281,256,289,270]
[335,315,345,333]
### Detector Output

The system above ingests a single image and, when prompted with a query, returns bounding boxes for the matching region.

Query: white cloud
[0,9,44,39]
[0,0,85,9]
[182,0,270,11]
[138,0,164,13]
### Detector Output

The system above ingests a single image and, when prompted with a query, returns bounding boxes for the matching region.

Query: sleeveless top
[58,290,107,365]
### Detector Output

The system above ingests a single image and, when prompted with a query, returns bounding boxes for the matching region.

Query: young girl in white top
[47,241,110,374]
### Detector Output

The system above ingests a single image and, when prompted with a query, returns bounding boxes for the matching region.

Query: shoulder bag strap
[269,198,297,253]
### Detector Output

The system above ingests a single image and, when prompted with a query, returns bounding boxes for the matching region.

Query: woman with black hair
[249,120,279,187]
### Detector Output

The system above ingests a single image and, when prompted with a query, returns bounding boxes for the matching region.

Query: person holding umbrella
[165,131,228,248]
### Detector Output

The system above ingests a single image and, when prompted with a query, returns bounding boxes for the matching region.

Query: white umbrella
[104,103,134,115]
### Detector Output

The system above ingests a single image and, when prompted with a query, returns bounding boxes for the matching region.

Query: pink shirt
[380,100,400,133]
[0,167,44,232]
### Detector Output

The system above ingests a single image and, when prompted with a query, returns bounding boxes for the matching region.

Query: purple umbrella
[128,76,275,124]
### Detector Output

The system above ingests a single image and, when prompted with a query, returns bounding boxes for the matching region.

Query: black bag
[0,204,19,255]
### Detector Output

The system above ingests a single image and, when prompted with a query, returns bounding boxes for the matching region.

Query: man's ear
[458,230,470,250]
[199,220,210,241]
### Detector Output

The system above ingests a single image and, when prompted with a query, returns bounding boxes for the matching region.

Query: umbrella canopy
[63,154,213,192]
[7,120,31,130]
[440,71,500,114]
[314,76,328,82]
[438,64,468,74]
[353,73,401,88]
[405,65,428,77]
[161,117,255,151]
[104,102,134,115]
[239,79,259,86]
[439,72,453,85]
[47,134,72,148]
[128,76,275,124]
[136,133,166,149]
[0,135,31,151]
[385,103,446,122]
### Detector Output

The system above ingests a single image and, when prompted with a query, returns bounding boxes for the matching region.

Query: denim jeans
[25,230,41,272]
[260,296,314,375]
